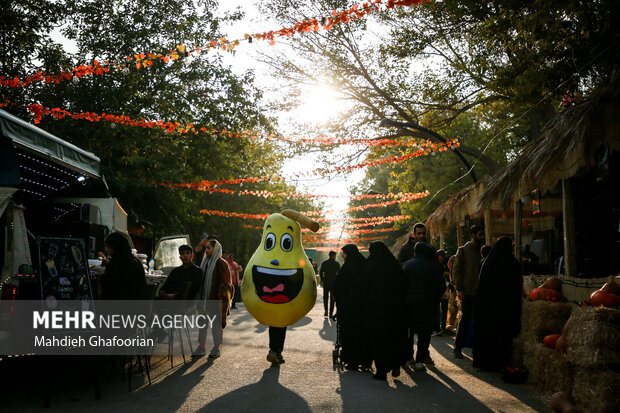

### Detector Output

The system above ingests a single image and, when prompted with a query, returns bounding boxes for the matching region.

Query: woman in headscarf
[333,244,371,371]
[363,241,408,380]
[193,239,233,358]
[473,236,523,371]
[100,232,146,300]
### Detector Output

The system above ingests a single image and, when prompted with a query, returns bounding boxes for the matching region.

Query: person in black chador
[473,236,523,371]
[363,242,409,380]
[333,244,371,371]
[403,242,446,372]
[100,232,146,300]
[319,251,340,318]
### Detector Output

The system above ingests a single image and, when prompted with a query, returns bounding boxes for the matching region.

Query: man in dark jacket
[159,244,203,300]
[403,242,446,371]
[319,251,340,318]
[397,223,427,267]
[403,242,446,372]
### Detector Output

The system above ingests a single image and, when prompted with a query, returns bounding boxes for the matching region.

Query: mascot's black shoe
[267,351,281,365]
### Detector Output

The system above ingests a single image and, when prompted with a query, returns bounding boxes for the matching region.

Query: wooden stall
[477,76,620,411]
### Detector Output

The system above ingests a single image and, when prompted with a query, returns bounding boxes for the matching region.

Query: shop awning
[0,109,100,178]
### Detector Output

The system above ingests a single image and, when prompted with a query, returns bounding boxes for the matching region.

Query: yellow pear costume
[241,210,320,328]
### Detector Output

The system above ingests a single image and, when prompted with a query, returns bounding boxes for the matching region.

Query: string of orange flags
[190,186,429,200]
[303,191,429,216]
[166,144,451,185]
[241,225,401,235]
[302,236,388,243]
[312,246,370,252]
[209,210,410,223]
[170,184,428,213]
[9,101,458,150]
[0,0,429,89]
[171,143,445,181]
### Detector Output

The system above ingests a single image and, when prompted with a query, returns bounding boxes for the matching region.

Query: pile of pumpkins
[529,276,565,302]
[543,280,620,352]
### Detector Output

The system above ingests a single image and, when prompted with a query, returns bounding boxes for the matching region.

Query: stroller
[332,314,343,366]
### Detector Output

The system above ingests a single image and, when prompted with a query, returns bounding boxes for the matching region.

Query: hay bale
[566,306,620,369]
[523,343,573,396]
[572,369,620,413]
[519,300,572,343]
[512,336,525,366]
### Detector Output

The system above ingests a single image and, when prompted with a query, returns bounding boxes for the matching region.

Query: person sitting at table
[100,232,146,300]
[159,244,203,300]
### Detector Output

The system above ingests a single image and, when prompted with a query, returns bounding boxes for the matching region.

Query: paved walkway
[2,290,548,412]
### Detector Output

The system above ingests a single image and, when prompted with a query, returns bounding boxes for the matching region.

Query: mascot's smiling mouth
[252,266,304,304]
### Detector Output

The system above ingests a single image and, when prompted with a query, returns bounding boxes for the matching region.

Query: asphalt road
[2,289,548,412]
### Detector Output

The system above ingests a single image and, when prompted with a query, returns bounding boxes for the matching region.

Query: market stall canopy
[0,109,100,179]
[425,177,490,234]
[478,76,620,209]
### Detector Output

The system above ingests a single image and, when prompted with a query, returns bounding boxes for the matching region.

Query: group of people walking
[100,221,523,374]
[325,223,523,380]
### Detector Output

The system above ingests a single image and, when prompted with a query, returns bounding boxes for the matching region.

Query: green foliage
[0,0,319,265]
[251,0,620,253]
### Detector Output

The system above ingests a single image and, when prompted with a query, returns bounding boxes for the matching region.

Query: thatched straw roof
[479,76,620,209]
[425,176,491,234]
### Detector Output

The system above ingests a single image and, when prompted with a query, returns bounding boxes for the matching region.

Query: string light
[17,152,79,178]
[19,164,70,187]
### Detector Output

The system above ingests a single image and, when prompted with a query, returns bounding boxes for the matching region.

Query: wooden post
[514,200,522,261]
[484,208,493,246]
[562,179,577,277]
[440,232,446,250]
[456,224,464,246]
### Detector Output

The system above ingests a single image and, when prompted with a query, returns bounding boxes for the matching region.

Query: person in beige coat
[451,225,485,359]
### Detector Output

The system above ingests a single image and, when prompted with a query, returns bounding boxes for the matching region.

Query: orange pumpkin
[529,288,553,301]
[543,334,561,349]
[601,281,620,295]
[540,276,562,291]
[589,290,620,307]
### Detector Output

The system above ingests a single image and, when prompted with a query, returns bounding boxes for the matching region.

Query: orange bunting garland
[241,224,402,235]
[310,246,369,252]
[176,186,429,200]
[165,143,453,188]
[302,236,388,243]
[0,0,429,89]
[205,210,409,224]
[14,100,458,150]
[303,191,429,216]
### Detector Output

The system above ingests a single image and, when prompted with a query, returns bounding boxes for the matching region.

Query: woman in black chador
[333,244,371,370]
[100,232,146,300]
[473,236,523,371]
[363,241,409,380]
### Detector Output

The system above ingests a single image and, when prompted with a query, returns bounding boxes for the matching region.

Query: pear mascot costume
[241,209,320,364]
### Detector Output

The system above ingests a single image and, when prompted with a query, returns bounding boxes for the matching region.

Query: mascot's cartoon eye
[281,234,293,252]
[264,233,276,251]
